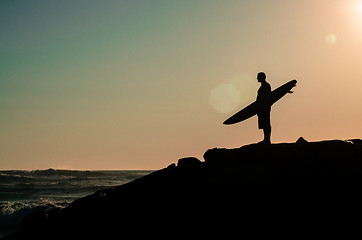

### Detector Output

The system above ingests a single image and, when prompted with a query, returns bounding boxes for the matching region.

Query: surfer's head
[257,72,266,82]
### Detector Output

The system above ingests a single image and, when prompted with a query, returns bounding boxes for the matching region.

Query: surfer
[256,72,272,144]
[223,72,296,144]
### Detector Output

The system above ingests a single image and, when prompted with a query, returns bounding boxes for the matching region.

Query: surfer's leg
[258,111,271,144]
[263,126,271,144]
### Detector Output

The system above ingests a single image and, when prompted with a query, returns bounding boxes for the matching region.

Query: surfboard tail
[223,120,232,125]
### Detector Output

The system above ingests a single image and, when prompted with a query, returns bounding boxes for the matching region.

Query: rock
[296,136,308,144]
[6,138,362,239]
[203,147,230,164]
[167,163,176,169]
[177,157,202,167]
[345,139,362,145]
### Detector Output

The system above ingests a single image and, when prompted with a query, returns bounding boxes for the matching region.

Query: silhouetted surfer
[256,72,271,144]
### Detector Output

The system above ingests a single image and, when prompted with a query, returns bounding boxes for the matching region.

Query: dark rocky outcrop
[177,157,202,167]
[5,138,362,239]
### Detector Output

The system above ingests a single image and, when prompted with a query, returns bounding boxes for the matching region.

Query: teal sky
[2,0,362,169]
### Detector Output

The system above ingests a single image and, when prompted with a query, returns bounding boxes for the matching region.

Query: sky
[1,0,362,170]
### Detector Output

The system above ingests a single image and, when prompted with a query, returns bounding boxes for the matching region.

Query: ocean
[0,169,153,237]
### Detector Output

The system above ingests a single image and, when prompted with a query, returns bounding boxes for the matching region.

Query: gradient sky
[1,0,362,170]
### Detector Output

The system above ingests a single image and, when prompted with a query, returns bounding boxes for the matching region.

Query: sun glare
[349,0,362,21]
[344,0,362,38]
[356,1,362,12]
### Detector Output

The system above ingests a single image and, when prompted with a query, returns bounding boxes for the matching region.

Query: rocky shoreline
[5,138,362,239]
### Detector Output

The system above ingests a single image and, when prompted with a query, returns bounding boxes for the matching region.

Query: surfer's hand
[288,90,294,93]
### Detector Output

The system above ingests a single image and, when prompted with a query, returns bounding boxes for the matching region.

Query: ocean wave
[0,170,153,237]
[0,169,152,183]
[0,169,106,179]
[0,170,152,205]
[0,199,69,216]
[0,199,70,237]
[0,173,35,182]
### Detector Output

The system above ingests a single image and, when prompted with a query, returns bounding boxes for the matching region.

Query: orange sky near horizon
[1,0,362,170]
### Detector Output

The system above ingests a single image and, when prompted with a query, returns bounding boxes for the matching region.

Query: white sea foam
[0,169,152,237]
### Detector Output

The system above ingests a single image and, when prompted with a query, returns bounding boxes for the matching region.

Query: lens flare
[210,83,240,114]
[325,33,337,45]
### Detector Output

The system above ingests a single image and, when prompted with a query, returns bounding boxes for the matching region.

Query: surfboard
[223,79,297,125]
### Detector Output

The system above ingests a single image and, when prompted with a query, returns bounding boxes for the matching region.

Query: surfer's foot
[258,140,271,145]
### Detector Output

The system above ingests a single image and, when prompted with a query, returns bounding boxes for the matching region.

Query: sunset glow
[353,0,362,13]
[1,0,362,170]
[347,0,362,28]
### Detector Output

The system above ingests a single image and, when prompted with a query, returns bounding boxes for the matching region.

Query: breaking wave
[0,169,152,237]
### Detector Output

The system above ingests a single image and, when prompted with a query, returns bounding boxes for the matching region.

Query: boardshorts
[257,111,271,129]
